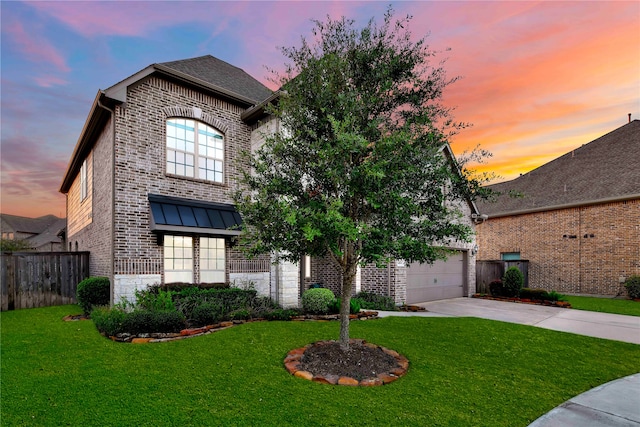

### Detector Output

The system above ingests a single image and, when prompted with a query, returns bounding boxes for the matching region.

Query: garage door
[406,252,465,303]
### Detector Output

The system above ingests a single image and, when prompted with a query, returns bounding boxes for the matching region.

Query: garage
[406,251,466,303]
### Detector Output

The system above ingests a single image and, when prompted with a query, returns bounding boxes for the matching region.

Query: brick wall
[476,199,640,295]
[111,76,255,278]
[66,116,114,279]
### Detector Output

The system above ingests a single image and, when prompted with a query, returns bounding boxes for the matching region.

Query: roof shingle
[478,120,640,217]
[159,55,272,103]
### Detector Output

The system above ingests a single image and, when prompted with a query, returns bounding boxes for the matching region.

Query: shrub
[519,288,548,300]
[328,298,361,315]
[354,291,398,311]
[77,277,110,315]
[120,310,186,334]
[248,296,281,318]
[502,267,524,297]
[301,288,335,314]
[172,287,257,320]
[91,306,125,336]
[543,290,566,302]
[229,309,251,321]
[263,309,299,321]
[489,280,504,297]
[191,302,224,326]
[624,276,640,299]
[135,288,175,312]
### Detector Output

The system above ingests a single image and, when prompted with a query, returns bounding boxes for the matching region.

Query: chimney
[629,113,632,123]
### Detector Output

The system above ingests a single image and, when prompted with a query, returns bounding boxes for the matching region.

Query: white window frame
[80,159,88,201]
[199,237,226,283]
[164,235,194,283]
[166,118,224,183]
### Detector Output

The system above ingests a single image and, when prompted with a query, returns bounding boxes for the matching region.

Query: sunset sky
[1,1,638,218]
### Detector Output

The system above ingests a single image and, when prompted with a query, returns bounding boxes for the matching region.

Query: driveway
[377,297,640,345]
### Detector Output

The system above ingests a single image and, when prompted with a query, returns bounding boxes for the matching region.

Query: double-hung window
[199,237,226,283]
[164,235,193,283]
[166,118,224,183]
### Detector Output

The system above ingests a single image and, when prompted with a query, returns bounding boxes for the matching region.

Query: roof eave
[483,193,640,218]
[59,91,116,193]
[241,91,282,124]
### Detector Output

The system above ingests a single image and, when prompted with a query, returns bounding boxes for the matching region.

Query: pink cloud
[34,75,68,88]
[4,20,70,73]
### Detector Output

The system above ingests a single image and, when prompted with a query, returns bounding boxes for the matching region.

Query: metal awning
[148,194,242,236]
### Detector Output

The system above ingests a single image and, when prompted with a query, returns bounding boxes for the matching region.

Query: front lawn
[564,295,640,317]
[2,305,638,426]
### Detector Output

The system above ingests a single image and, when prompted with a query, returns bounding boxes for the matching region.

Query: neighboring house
[60,55,478,306]
[0,214,66,252]
[475,119,640,296]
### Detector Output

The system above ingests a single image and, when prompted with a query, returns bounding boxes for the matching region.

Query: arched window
[166,118,224,183]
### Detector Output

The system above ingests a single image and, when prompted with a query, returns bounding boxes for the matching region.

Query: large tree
[236,9,489,349]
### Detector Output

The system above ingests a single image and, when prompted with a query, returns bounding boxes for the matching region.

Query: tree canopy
[235,9,489,347]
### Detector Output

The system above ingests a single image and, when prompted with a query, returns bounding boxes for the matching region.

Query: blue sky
[1,1,639,217]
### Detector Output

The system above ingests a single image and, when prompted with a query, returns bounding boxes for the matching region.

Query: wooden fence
[1,252,89,311]
[476,260,529,294]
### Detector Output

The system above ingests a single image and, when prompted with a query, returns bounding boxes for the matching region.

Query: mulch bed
[285,339,408,386]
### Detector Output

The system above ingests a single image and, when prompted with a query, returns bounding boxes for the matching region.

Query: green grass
[565,295,640,317]
[2,305,639,426]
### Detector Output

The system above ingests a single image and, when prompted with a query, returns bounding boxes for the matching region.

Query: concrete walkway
[377,298,640,426]
[378,297,640,344]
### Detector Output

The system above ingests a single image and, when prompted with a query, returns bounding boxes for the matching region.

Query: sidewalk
[377,298,640,426]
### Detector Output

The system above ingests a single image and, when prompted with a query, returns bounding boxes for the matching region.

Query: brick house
[0,214,66,252]
[475,119,640,296]
[60,55,478,306]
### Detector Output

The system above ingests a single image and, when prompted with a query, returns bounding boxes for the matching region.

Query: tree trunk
[339,271,354,350]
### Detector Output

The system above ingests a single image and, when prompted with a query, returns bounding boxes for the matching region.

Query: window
[166,118,224,183]
[80,159,88,201]
[164,235,193,283]
[200,237,225,283]
[304,255,311,279]
[501,252,521,261]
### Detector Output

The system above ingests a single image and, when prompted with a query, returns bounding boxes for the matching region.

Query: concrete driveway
[377,297,640,345]
[377,297,640,426]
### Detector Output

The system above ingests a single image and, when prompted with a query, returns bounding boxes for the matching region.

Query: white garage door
[406,252,465,303]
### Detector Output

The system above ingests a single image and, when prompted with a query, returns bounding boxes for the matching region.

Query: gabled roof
[60,55,273,194]
[159,56,272,104]
[1,214,63,235]
[478,120,640,217]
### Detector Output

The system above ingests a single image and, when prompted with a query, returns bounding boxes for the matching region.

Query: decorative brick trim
[162,106,230,133]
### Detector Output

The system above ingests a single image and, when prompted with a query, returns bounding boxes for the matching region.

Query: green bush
[229,309,251,321]
[502,267,524,297]
[301,288,335,314]
[76,277,110,315]
[624,276,640,299]
[135,288,175,312]
[489,280,504,297]
[120,310,186,334]
[519,288,548,300]
[543,290,566,302]
[191,302,224,326]
[263,309,299,321]
[354,291,398,310]
[248,296,281,318]
[172,287,258,320]
[91,306,125,336]
[328,298,361,314]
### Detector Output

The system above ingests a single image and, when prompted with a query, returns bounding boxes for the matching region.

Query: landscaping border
[284,339,409,386]
[472,294,571,308]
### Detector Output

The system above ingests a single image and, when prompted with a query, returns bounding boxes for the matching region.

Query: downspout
[97,94,116,305]
[387,260,391,298]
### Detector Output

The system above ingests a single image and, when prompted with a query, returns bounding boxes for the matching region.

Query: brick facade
[476,199,640,295]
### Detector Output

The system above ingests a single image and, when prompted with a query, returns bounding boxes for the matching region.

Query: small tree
[502,267,524,297]
[0,238,33,252]
[236,9,489,349]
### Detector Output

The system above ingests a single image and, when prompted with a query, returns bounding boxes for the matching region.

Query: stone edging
[64,311,380,343]
[284,339,409,387]
[472,294,572,308]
